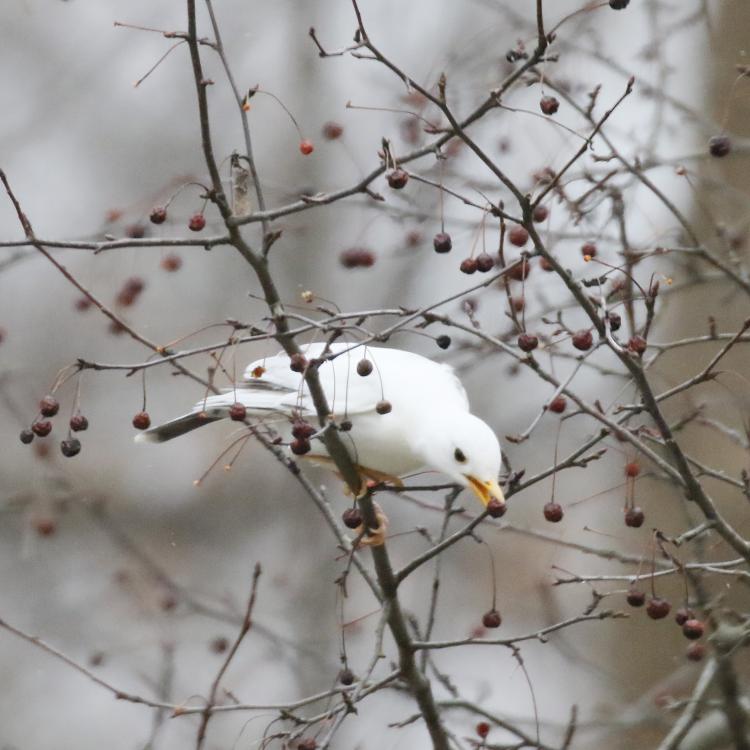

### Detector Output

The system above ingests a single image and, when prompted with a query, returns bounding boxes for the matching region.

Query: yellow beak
[466,476,505,508]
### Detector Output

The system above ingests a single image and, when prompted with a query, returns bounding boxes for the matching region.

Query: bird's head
[419,413,504,511]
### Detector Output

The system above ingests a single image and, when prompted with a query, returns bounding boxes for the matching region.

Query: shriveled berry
[581,242,597,258]
[357,358,373,377]
[436,335,451,350]
[299,139,314,155]
[289,353,307,372]
[626,588,646,607]
[539,95,560,115]
[339,419,353,432]
[548,395,567,413]
[607,311,622,331]
[433,232,452,253]
[188,212,206,232]
[708,135,731,157]
[290,438,311,455]
[609,0,630,8]
[160,254,182,272]
[322,122,343,140]
[508,225,529,247]
[229,403,247,421]
[338,668,355,685]
[342,507,362,529]
[150,206,167,224]
[387,168,409,189]
[70,415,89,432]
[60,438,81,458]
[297,739,317,750]
[686,642,706,662]
[572,329,594,351]
[646,596,671,620]
[628,335,647,355]
[675,607,695,626]
[482,609,502,628]
[19,429,34,444]
[517,333,539,352]
[292,420,316,439]
[32,421,52,437]
[624,507,645,528]
[532,205,549,223]
[132,411,151,430]
[476,722,491,739]
[486,498,506,518]
[340,247,376,268]
[39,396,60,417]
[682,619,705,640]
[476,252,495,273]
[376,400,392,415]
[460,258,478,274]
[543,501,563,522]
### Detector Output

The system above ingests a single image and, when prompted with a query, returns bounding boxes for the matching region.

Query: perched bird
[137,343,504,518]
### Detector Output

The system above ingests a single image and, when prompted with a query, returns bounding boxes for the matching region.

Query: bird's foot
[354,501,389,548]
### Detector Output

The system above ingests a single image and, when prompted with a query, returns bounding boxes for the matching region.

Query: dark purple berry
[375,400,392,415]
[338,668,355,685]
[482,609,502,628]
[39,396,60,417]
[132,411,151,430]
[626,588,646,607]
[229,403,247,421]
[342,507,362,529]
[532,205,549,223]
[581,242,597,258]
[486,498,506,518]
[150,206,167,224]
[290,438,311,455]
[517,333,539,352]
[708,135,731,157]
[60,438,81,458]
[543,502,563,522]
[475,252,495,273]
[628,335,647,355]
[607,311,622,331]
[508,225,529,247]
[292,420,316,439]
[548,396,566,413]
[460,258,478,274]
[646,596,671,620]
[624,507,645,528]
[433,232,453,253]
[20,429,34,444]
[356,358,373,377]
[340,247,376,268]
[539,95,559,115]
[686,643,706,662]
[31,421,52,437]
[609,0,630,8]
[289,353,307,372]
[682,619,705,640]
[387,168,409,189]
[572,329,594,351]
[675,607,695,626]
[436,335,451,349]
[70,415,89,432]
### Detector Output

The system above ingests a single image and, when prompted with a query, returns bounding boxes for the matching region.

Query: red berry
[19,429,34,444]
[125,223,147,239]
[476,722,491,739]
[60,438,81,458]
[322,122,343,140]
[340,247,376,268]
[75,296,93,312]
[356,358,373,376]
[708,135,731,157]
[543,502,563,522]
[506,259,532,281]
[628,335,647,355]
[31,421,52,437]
[624,507,645,528]
[624,462,640,478]
[292,420,316,440]
[297,739,317,750]
[132,411,151,430]
[572,329,593,351]
[116,276,145,307]
[686,642,706,662]
[581,242,597,258]
[229,403,247,421]
[548,395,567,413]
[342,507,362,529]
[508,225,529,247]
[682,619,705,640]
[433,232,452,253]
[289,353,307,373]
[517,333,539,352]
[299,139,314,155]
[338,668,355,685]
[460,258,478,274]
[150,206,167,224]
[387,168,409,189]
[376,400,392,415]
[539,95,560,115]
[39,395,60,417]
[626,588,646,607]
[210,637,229,654]
[290,437,311,455]
[482,609,501,628]
[160,254,182,272]
[540,256,555,272]
[675,607,695,626]
[188,212,206,232]
[33,517,57,537]
[646,596,671,620]
[532,205,549,223]
[475,252,495,273]
[405,229,422,247]
[70,415,89,432]
[486,498,506,518]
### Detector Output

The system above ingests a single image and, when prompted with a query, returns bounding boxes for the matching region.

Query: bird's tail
[134,409,225,444]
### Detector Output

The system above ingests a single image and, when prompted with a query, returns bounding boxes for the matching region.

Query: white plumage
[137,343,504,508]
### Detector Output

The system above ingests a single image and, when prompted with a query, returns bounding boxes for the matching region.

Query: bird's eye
[454,447,467,463]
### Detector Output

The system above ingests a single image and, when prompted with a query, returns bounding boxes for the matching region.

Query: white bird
[137,343,504,517]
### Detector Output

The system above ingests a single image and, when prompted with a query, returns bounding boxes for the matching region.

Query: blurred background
[1,1,748,748]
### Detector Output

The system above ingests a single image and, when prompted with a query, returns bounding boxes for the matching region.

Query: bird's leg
[354,498,389,548]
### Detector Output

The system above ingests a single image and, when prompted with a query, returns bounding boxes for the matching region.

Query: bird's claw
[354,502,389,548]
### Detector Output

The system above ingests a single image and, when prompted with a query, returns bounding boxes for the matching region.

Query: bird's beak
[466,476,505,509]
